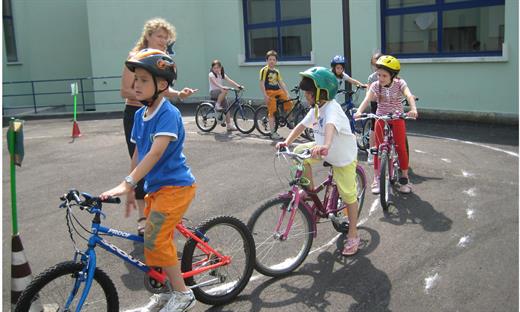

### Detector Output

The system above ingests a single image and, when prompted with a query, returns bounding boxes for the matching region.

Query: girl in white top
[208,60,243,131]
[330,55,367,103]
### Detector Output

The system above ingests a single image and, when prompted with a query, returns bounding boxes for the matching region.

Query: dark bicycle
[254,86,313,140]
[337,86,370,150]
[195,87,256,134]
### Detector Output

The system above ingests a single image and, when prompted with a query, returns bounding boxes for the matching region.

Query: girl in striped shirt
[355,55,418,194]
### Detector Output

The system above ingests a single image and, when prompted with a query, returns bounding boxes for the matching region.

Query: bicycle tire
[379,152,391,211]
[356,118,372,151]
[331,165,367,233]
[195,103,218,132]
[15,261,118,312]
[181,216,255,306]
[247,197,314,277]
[254,106,277,136]
[233,104,256,134]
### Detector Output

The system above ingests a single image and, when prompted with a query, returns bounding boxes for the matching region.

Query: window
[243,0,311,61]
[3,0,18,62]
[381,0,505,58]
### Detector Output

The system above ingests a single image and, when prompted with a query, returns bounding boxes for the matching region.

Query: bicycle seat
[323,161,332,167]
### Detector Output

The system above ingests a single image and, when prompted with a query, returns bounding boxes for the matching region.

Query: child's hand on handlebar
[275,141,288,150]
[407,109,418,118]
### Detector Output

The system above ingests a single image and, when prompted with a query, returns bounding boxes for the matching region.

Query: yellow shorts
[143,185,196,267]
[294,142,358,204]
[266,89,292,117]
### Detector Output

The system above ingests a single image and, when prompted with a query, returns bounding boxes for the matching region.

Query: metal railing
[2,76,123,116]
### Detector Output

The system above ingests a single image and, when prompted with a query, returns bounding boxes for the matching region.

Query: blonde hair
[131,18,176,53]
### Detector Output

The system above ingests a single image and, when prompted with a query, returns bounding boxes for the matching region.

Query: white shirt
[300,99,357,167]
[208,72,228,92]
[334,72,351,103]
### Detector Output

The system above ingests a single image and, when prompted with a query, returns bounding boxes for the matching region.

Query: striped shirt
[370,78,407,115]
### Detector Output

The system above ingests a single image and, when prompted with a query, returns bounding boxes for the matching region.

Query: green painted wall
[3,0,518,117]
[3,0,92,112]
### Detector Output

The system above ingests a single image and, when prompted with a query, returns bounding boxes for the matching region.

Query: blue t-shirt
[130,98,195,193]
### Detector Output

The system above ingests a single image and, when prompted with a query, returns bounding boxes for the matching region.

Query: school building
[3,0,518,123]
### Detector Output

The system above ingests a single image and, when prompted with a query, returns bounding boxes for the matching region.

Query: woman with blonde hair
[121,17,197,236]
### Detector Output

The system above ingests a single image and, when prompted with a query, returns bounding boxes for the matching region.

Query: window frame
[3,0,19,63]
[380,0,505,58]
[242,0,312,62]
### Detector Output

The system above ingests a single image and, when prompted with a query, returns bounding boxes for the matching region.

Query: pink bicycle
[357,112,415,211]
[247,147,367,277]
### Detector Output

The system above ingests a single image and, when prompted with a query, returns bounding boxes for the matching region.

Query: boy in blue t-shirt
[101,49,196,312]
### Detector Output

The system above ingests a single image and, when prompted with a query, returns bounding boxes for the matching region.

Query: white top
[334,72,351,103]
[208,72,228,92]
[300,99,357,167]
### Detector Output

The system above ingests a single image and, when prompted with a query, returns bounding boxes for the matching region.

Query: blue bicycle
[15,190,255,311]
[338,86,371,151]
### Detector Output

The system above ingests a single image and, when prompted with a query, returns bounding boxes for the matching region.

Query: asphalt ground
[2,109,518,312]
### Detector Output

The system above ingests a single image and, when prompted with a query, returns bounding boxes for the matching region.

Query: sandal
[137,217,146,237]
[342,236,360,256]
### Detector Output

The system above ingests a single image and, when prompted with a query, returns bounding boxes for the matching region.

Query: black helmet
[126,48,177,86]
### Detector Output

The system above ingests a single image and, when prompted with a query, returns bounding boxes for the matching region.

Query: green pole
[8,118,18,235]
[73,93,77,121]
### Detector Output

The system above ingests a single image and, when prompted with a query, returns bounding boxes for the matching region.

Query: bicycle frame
[69,211,230,311]
[218,89,246,116]
[276,163,366,239]
[375,118,398,177]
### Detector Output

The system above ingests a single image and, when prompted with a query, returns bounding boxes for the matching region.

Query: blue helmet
[330,55,346,68]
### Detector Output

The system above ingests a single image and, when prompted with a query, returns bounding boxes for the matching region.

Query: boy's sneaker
[137,293,172,312]
[270,132,282,140]
[159,289,196,312]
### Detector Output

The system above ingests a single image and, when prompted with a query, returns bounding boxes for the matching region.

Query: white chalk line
[408,132,518,158]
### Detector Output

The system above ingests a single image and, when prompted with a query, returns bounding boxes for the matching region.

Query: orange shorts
[143,185,196,267]
[266,89,293,117]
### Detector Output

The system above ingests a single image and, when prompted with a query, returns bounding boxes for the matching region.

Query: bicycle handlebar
[355,112,416,121]
[276,146,312,161]
[337,85,366,96]
[60,189,120,211]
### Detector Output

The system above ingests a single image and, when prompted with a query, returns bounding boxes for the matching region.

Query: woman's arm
[120,66,138,100]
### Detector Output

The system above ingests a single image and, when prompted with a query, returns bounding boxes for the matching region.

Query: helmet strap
[139,76,168,107]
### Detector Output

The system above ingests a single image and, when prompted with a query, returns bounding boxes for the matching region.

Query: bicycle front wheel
[15,261,118,312]
[247,197,314,277]
[379,152,392,211]
[254,106,277,136]
[233,104,256,134]
[181,216,255,306]
[195,103,217,132]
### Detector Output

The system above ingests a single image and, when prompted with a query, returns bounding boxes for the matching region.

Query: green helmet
[299,66,338,102]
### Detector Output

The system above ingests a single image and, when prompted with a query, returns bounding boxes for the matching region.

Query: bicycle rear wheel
[15,261,118,312]
[233,104,256,134]
[254,106,277,136]
[356,119,372,151]
[379,152,392,211]
[181,216,255,306]
[247,197,314,277]
[195,103,218,132]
